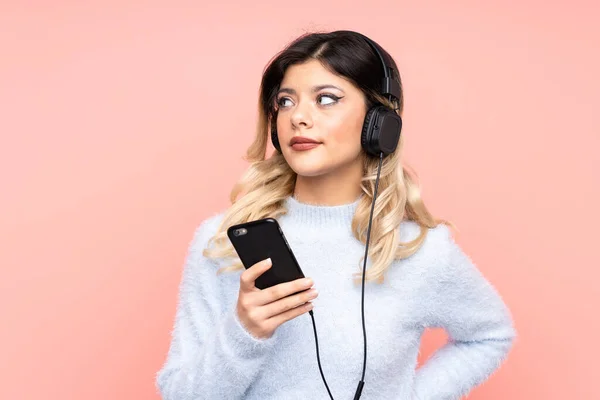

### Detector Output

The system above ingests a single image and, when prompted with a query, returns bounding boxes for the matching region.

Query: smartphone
[227,218,306,290]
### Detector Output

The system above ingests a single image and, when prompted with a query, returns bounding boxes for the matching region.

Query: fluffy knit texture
[156,195,517,400]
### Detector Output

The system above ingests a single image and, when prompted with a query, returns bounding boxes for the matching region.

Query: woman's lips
[291,142,321,151]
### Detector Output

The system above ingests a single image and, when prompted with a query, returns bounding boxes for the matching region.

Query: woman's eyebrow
[277,84,345,95]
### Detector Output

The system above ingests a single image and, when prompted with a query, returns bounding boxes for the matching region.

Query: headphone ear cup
[361,105,402,157]
[361,107,379,156]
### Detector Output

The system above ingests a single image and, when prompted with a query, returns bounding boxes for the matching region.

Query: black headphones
[271,31,403,158]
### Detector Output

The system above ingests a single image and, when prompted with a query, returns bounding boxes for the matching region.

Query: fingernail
[265,258,272,266]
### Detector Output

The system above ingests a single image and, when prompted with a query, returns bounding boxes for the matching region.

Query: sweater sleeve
[156,217,279,400]
[412,226,517,400]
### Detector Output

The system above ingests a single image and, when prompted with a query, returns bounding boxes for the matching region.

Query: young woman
[156,30,516,400]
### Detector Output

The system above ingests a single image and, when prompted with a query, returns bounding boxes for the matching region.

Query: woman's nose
[290,100,314,128]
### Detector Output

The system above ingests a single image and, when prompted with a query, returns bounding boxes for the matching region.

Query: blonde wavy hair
[204,30,454,284]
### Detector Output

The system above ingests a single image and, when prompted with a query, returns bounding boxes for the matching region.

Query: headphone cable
[308,151,384,400]
[308,310,334,399]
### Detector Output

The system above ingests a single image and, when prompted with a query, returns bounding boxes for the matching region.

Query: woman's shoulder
[190,210,227,246]
[398,219,454,246]
[179,211,229,277]
[198,210,227,234]
[397,219,486,284]
[396,219,459,269]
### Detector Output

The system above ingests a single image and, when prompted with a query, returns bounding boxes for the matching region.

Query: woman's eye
[277,97,293,107]
[318,94,339,105]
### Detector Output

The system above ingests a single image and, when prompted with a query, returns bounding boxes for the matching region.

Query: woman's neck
[293,160,363,206]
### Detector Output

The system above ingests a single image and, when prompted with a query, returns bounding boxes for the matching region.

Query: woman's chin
[288,161,327,178]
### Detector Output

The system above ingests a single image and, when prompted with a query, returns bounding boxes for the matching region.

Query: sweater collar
[281,194,363,230]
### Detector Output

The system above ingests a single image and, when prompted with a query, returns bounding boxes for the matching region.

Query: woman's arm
[156,217,278,400]
[412,225,517,400]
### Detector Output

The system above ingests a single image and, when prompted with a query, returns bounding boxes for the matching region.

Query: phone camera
[233,228,247,236]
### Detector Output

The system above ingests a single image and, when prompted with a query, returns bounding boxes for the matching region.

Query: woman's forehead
[280,60,355,92]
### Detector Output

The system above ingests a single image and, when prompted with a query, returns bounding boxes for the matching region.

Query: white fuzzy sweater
[156,195,516,399]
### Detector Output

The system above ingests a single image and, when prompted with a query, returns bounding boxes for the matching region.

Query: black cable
[355,151,384,399]
[308,310,334,400]
[308,151,385,400]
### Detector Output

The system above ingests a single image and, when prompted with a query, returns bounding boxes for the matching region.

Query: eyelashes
[276,93,343,109]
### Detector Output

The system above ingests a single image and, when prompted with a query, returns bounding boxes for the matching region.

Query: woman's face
[275,59,368,178]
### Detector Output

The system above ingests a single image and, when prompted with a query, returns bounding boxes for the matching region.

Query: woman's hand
[236,258,318,339]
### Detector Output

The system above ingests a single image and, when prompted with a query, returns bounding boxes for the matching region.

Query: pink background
[1,1,598,399]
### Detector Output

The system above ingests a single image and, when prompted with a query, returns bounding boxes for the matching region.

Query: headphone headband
[339,31,402,103]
